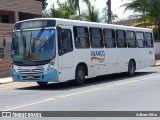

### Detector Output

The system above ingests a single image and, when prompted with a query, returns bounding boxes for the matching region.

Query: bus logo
[91,50,105,62]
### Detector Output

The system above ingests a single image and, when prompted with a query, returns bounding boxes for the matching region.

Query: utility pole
[107,0,111,24]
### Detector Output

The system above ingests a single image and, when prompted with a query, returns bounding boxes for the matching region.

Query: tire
[75,65,85,86]
[37,82,48,87]
[128,60,136,76]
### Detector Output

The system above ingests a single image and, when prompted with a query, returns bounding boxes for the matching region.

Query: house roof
[112,19,138,26]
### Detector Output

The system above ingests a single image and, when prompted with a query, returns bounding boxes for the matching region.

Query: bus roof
[15,18,152,32]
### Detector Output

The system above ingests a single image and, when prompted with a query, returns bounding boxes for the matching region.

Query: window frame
[73,26,90,49]
[126,31,136,48]
[89,27,104,48]
[58,28,73,56]
[136,32,145,48]
[145,32,153,48]
[1,15,9,23]
[116,29,127,48]
[103,28,116,48]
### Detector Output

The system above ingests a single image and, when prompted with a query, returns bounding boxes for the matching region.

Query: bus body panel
[104,48,117,74]
[116,48,138,73]
[11,18,155,84]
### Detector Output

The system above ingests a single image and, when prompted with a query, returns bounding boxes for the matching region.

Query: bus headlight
[11,64,14,70]
[48,60,55,70]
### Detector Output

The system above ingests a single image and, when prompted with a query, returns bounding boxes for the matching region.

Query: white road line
[2,75,160,111]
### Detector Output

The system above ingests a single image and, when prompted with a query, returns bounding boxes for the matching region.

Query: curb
[0,77,13,84]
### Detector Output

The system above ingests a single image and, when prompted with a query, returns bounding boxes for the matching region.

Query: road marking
[2,75,160,111]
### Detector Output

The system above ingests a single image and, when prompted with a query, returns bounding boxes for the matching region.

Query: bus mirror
[57,26,62,31]
[58,49,64,56]
[3,38,6,48]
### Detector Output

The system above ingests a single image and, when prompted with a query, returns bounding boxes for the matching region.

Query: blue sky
[47,0,133,20]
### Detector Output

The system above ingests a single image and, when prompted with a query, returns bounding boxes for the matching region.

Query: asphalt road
[0,66,160,120]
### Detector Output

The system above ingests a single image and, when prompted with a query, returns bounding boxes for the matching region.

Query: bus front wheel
[75,65,85,86]
[37,82,48,87]
[128,60,136,76]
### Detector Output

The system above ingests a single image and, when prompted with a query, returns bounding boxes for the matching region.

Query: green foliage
[121,0,160,28]
[102,6,118,22]
[44,0,101,22]
[121,0,160,39]
[39,0,48,10]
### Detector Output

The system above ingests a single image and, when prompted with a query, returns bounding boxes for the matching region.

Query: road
[0,66,160,120]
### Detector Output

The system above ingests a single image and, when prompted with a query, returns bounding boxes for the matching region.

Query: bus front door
[57,25,74,82]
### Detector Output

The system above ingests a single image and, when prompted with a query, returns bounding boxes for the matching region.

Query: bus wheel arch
[74,63,88,86]
[128,59,136,76]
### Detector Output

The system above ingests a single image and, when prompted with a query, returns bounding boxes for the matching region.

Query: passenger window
[116,30,126,48]
[104,29,116,48]
[126,31,136,48]
[73,26,90,48]
[58,28,73,55]
[136,32,145,48]
[145,32,153,48]
[90,28,104,48]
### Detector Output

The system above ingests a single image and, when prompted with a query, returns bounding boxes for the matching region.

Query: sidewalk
[155,60,160,66]
[1,60,160,84]
[0,77,12,84]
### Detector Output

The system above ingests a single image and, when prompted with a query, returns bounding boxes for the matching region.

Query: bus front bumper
[11,69,59,82]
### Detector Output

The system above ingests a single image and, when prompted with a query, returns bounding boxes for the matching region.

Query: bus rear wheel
[37,82,48,87]
[128,60,136,76]
[75,65,85,86]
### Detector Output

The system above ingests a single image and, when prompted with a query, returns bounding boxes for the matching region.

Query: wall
[0,0,42,15]
[154,42,160,59]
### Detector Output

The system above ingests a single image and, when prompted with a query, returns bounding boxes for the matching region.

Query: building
[0,0,42,45]
[113,19,138,26]
[0,0,42,78]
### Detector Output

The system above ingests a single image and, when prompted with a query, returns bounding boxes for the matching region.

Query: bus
[11,18,155,86]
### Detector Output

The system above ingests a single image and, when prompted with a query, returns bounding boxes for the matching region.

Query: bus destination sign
[14,20,56,30]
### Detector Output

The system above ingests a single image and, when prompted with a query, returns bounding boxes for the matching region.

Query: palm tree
[84,4,100,22]
[121,0,160,39]
[74,0,91,20]
[44,0,77,19]
[44,0,101,22]
[102,6,118,23]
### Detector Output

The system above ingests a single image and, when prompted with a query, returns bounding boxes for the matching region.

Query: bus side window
[145,32,153,48]
[73,26,90,48]
[136,32,145,48]
[103,29,116,48]
[126,31,136,48]
[116,30,126,48]
[90,28,104,48]
[58,28,73,55]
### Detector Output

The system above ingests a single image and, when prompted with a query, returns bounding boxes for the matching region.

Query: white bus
[11,18,155,86]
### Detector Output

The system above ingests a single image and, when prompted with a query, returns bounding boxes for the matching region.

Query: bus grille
[17,69,44,74]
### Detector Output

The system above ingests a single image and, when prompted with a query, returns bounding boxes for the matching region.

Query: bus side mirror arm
[58,49,64,56]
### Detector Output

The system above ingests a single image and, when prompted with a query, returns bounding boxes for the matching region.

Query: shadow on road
[16,72,157,91]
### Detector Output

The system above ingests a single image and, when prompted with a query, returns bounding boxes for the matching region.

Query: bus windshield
[12,29,55,62]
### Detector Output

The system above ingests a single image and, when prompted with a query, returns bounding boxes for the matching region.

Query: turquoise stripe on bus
[11,69,59,82]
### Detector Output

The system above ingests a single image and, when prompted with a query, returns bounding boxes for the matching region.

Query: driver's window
[58,28,73,55]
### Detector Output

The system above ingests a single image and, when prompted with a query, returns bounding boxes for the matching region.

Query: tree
[44,0,75,19]
[84,4,100,22]
[44,0,101,22]
[38,0,48,10]
[102,6,118,23]
[72,0,90,20]
[121,0,160,39]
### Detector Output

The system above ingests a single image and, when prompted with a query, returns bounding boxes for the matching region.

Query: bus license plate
[27,76,34,79]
